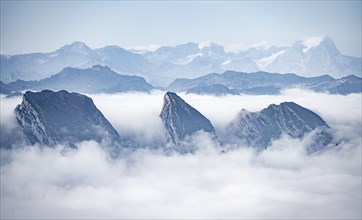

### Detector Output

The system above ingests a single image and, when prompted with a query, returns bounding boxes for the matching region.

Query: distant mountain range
[1,36,361,86]
[1,66,360,96]
[167,71,362,95]
[3,65,154,94]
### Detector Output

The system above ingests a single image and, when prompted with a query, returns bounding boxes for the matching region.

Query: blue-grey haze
[1,1,361,57]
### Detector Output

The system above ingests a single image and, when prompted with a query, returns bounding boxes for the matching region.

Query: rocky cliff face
[160,92,215,153]
[226,102,332,152]
[15,90,120,147]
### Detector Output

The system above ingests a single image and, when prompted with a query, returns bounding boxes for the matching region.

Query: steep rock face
[160,92,215,151]
[15,90,120,146]
[226,102,332,152]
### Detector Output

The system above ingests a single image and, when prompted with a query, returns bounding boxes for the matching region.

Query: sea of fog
[0,89,361,219]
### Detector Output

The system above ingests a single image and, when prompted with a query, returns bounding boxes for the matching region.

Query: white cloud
[88,91,167,147]
[1,136,360,219]
[0,90,361,219]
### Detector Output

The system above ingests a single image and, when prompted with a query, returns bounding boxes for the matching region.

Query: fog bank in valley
[1,89,361,219]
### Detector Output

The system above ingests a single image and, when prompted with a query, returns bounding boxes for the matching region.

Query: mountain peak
[69,41,89,48]
[300,36,338,54]
[59,41,92,53]
[16,90,120,146]
[301,36,326,52]
[227,101,331,152]
[198,41,215,49]
[91,64,111,71]
[198,41,225,54]
[164,91,179,104]
[160,92,215,151]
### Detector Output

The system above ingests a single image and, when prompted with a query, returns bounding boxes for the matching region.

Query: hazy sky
[1,1,361,56]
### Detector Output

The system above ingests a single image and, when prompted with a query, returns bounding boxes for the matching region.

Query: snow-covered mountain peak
[198,41,214,49]
[198,42,224,53]
[58,41,93,54]
[248,41,271,50]
[128,44,161,54]
[301,36,329,53]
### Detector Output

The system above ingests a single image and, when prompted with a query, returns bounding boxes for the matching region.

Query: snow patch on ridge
[254,49,287,69]
[302,36,325,53]
[198,41,213,49]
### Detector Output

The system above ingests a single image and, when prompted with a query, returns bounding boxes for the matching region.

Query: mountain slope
[1,42,99,82]
[265,36,362,78]
[15,90,120,147]
[225,102,332,152]
[0,80,11,94]
[0,42,151,83]
[160,92,215,152]
[310,75,362,95]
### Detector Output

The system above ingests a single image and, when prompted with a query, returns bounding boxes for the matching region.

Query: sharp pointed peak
[164,91,181,103]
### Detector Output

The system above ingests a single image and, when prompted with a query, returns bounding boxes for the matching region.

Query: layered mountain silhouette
[1,37,360,86]
[264,36,361,78]
[15,90,120,147]
[0,80,11,94]
[0,41,154,83]
[160,92,216,153]
[6,65,154,94]
[225,102,332,152]
[4,89,334,154]
[167,70,361,95]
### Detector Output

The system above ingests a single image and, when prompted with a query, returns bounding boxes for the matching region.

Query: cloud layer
[0,90,361,219]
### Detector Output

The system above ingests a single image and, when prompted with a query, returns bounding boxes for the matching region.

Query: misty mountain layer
[1,36,361,86]
[168,70,362,95]
[5,65,154,94]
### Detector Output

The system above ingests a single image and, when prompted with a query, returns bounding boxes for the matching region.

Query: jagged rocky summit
[160,92,216,153]
[15,90,120,147]
[226,102,332,152]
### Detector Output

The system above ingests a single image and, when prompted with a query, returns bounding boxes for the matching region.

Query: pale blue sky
[1,1,361,56]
